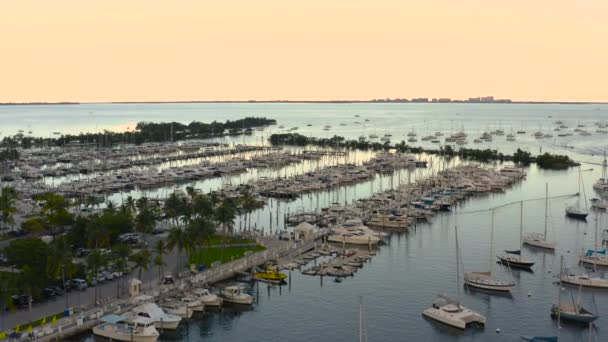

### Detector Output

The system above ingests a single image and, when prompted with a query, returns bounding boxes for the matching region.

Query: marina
[2,103,608,342]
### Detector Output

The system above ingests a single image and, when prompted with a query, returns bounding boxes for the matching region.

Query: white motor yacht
[181,296,204,312]
[191,288,223,307]
[159,300,194,319]
[221,285,254,305]
[93,315,159,342]
[127,302,182,330]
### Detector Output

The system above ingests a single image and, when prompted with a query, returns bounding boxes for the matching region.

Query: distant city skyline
[1,0,607,103]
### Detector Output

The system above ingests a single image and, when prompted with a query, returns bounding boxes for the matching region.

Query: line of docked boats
[92,286,253,342]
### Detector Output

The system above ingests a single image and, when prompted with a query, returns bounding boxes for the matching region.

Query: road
[0,233,181,331]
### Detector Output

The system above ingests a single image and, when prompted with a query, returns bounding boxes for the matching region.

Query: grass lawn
[190,245,265,266]
[205,236,257,245]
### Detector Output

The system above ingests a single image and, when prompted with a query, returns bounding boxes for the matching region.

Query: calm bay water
[1,102,608,160]
[3,103,607,340]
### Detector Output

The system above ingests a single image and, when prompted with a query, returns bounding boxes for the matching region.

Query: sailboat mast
[490,210,495,275]
[558,255,563,329]
[594,213,599,273]
[519,201,523,251]
[455,225,461,301]
[545,183,549,240]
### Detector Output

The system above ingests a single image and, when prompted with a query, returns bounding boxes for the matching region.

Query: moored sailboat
[499,201,536,269]
[565,167,588,220]
[523,184,556,250]
[466,210,515,292]
[551,256,599,324]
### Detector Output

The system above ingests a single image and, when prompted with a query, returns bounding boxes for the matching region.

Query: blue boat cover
[521,336,558,342]
[586,249,606,256]
[100,314,126,324]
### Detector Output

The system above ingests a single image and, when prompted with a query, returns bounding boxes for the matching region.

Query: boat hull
[154,320,180,330]
[565,212,588,220]
[561,274,608,289]
[93,325,159,342]
[550,305,598,323]
[523,236,556,250]
[497,255,535,269]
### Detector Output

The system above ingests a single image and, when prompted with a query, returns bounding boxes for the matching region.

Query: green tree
[153,240,167,281]
[113,244,131,298]
[130,248,151,281]
[86,249,108,304]
[0,187,18,230]
[46,236,75,307]
[167,226,187,272]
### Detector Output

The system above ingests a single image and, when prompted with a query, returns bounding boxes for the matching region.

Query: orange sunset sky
[1,0,607,103]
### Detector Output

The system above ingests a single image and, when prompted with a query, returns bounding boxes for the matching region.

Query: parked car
[102,270,114,281]
[43,286,62,299]
[46,285,65,296]
[66,278,88,291]
[0,253,8,264]
[118,233,141,244]
[75,248,91,257]
[11,295,31,308]
[8,229,27,237]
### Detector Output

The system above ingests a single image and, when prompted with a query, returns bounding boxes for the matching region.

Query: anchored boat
[423,226,486,330]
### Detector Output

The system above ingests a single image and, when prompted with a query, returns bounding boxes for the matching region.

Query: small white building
[294,222,316,241]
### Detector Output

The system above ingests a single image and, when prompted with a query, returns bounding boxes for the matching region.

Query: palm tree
[164,193,182,226]
[123,196,136,215]
[214,198,236,262]
[130,248,151,281]
[86,215,109,249]
[153,240,167,281]
[167,227,187,272]
[104,200,117,214]
[0,272,17,330]
[240,192,261,232]
[113,244,131,298]
[46,236,75,307]
[192,193,213,220]
[0,187,18,231]
[135,197,155,240]
[86,249,108,305]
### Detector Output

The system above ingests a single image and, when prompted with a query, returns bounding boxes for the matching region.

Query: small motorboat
[254,266,287,284]
[126,302,182,330]
[221,285,254,305]
[191,288,222,307]
[180,296,204,312]
[93,315,159,342]
[159,300,193,319]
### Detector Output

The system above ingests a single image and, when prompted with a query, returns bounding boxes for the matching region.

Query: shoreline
[1,101,607,106]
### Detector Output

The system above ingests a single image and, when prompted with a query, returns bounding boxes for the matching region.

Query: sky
[1,0,607,103]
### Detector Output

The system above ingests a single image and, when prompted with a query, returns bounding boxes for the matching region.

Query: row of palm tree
[2,185,265,306]
[0,186,18,230]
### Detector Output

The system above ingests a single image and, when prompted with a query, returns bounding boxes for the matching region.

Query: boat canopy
[586,249,606,256]
[100,314,126,324]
